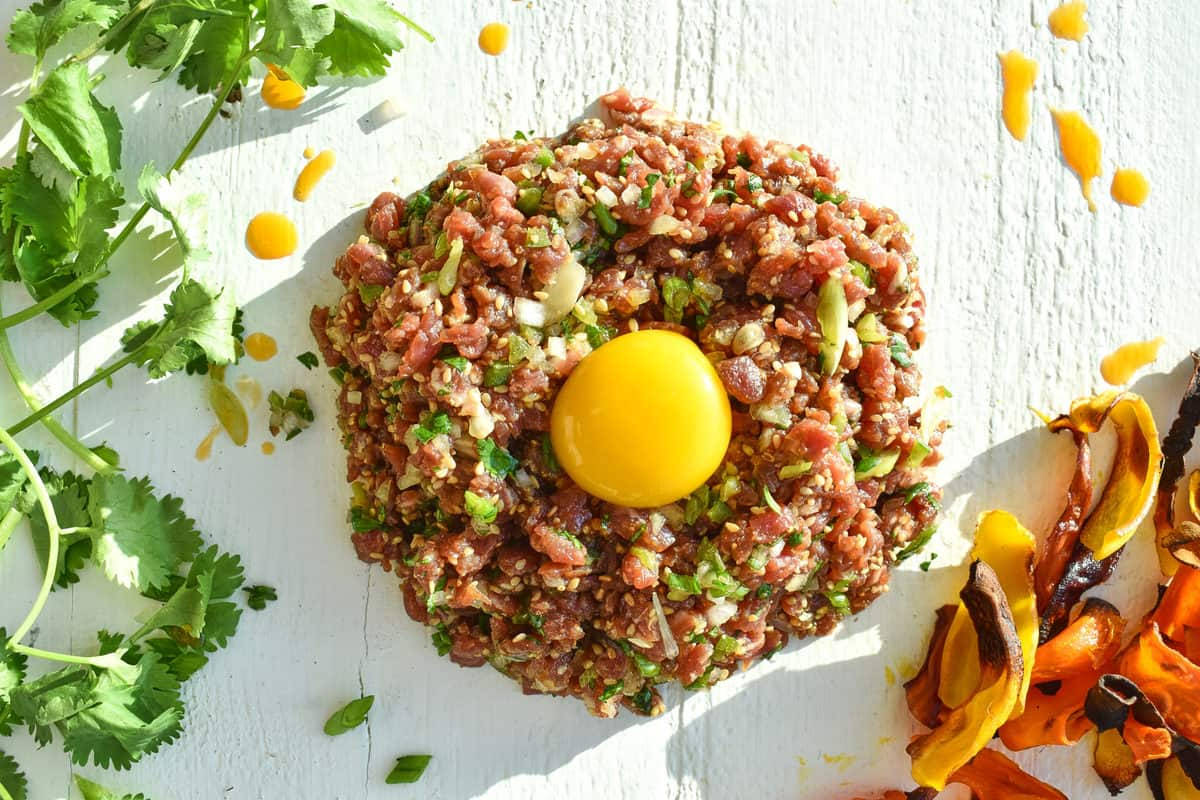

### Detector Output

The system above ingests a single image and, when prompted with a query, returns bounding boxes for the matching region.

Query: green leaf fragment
[323,695,374,736]
[17,63,122,178]
[386,754,432,784]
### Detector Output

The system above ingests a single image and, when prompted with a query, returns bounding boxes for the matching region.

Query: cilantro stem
[0,508,20,554]
[9,642,123,668]
[0,427,61,647]
[0,777,12,800]
[0,304,113,473]
[64,0,159,66]
[0,47,251,331]
[7,350,140,436]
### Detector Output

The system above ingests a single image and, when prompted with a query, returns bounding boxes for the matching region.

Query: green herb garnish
[267,388,314,440]
[638,174,660,209]
[592,202,620,237]
[598,680,624,702]
[483,363,514,387]
[477,438,517,478]
[296,351,319,369]
[324,695,375,736]
[813,189,847,204]
[464,491,498,525]
[386,754,432,784]
[618,150,634,176]
[243,584,277,611]
[413,410,451,443]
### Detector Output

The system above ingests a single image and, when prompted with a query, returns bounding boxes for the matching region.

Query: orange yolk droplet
[195,425,221,461]
[1111,168,1150,207]
[1050,109,1102,212]
[550,330,732,508]
[261,441,276,456]
[261,64,305,110]
[1048,1,1089,41]
[293,149,336,202]
[1100,337,1164,385]
[245,212,298,259]
[997,51,1038,142]
[478,22,509,56]
[244,332,278,362]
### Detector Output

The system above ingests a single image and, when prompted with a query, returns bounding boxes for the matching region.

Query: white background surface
[1,1,1199,798]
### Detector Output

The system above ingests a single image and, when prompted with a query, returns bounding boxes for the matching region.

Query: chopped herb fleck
[464,491,499,524]
[296,351,319,369]
[244,584,277,610]
[592,202,620,237]
[638,174,660,209]
[477,438,518,478]
[386,754,432,785]
[413,410,451,443]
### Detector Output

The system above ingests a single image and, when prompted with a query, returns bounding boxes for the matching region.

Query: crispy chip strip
[1031,597,1125,684]
[908,561,1024,791]
[999,668,1100,750]
[903,605,956,728]
[1155,354,1200,575]
[1035,429,1093,614]
[948,748,1069,800]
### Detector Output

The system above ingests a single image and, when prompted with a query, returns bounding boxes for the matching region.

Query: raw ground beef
[311,89,944,718]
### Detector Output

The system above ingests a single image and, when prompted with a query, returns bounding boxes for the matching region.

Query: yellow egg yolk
[261,65,305,110]
[1111,168,1150,207]
[245,212,298,259]
[1048,1,1089,41]
[1050,109,1102,212]
[997,50,1038,142]
[478,22,509,56]
[550,330,731,508]
[293,148,336,202]
[244,332,278,362]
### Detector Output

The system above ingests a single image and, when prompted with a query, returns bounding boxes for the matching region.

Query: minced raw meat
[311,88,944,718]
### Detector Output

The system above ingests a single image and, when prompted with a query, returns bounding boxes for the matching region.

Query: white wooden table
[2,1,1198,797]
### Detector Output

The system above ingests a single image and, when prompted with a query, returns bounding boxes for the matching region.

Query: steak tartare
[310,89,943,717]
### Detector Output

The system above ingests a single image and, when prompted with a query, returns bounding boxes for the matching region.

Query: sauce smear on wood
[1101,337,1165,385]
[245,212,298,259]
[1111,168,1150,207]
[245,332,278,362]
[998,51,1038,141]
[1050,109,1102,211]
[1048,2,1089,41]
[294,149,336,201]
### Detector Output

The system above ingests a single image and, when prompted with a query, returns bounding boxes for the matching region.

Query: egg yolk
[261,64,305,110]
[244,332,278,362]
[550,330,731,508]
[245,212,298,259]
[478,22,509,56]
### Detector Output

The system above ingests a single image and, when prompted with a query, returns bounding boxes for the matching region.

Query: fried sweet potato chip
[1163,521,1200,571]
[998,668,1100,750]
[1149,756,1200,800]
[909,561,1025,791]
[1117,624,1200,743]
[904,604,956,729]
[1047,391,1163,562]
[1094,727,1144,794]
[1155,354,1200,575]
[1152,564,1200,645]
[1035,429,1093,614]
[949,748,1069,800]
[1030,597,1125,684]
[938,511,1037,716]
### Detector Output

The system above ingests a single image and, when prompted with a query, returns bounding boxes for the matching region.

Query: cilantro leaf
[296,351,318,369]
[73,773,150,800]
[257,0,335,86]
[24,467,93,588]
[243,584,276,610]
[87,474,203,592]
[0,750,27,800]
[316,0,430,77]
[0,449,35,516]
[126,18,204,77]
[187,545,244,650]
[323,694,373,735]
[17,62,122,178]
[463,491,498,524]
[120,278,239,378]
[137,164,210,268]
[177,14,251,93]
[142,638,208,682]
[6,0,121,59]
[130,572,213,645]
[0,628,29,738]
[476,438,517,478]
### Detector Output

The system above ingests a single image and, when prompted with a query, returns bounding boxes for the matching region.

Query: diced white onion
[705,599,737,627]
[514,297,547,327]
[345,391,362,404]
[539,254,587,324]
[620,183,640,205]
[648,215,680,235]
[545,336,567,360]
[468,409,495,439]
[594,185,619,207]
[651,592,679,660]
[377,351,403,373]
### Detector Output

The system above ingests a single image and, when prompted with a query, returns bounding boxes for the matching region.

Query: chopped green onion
[630,650,659,678]
[516,184,544,216]
[420,270,439,283]
[746,173,763,193]
[464,491,499,524]
[534,148,554,167]
[483,363,514,386]
[599,680,624,702]
[854,447,901,480]
[431,623,452,656]
[681,176,698,198]
[666,570,702,600]
[848,259,873,287]
[711,186,738,202]
[736,152,751,168]
[817,276,849,375]
[779,462,812,479]
[813,189,847,205]
[585,324,613,348]
[442,355,468,372]
[297,351,319,369]
[358,284,385,304]
[618,150,634,176]
[746,544,771,572]
[786,532,803,547]
[895,525,937,564]
[684,486,711,525]
[404,191,432,222]
[713,635,739,661]
[906,440,933,469]
[592,202,620,236]
[756,583,772,599]
[386,754,432,784]
[889,333,914,367]
[762,486,781,513]
[433,231,449,259]
[630,546,658,573]
[854,313,887,343]
[524,227,551,248]
[706,500,733,525]
[638,174,660,209]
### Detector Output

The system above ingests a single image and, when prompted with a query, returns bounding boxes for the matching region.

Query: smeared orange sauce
[245,332,278,362]
[195,425,221,461]
[1111,168,1150,207]
[478,22,509,55]
[261,441,276,456]
[1050,109,1102,211]
[293,149,336,202]
[261,64,305,110]
[997,51,1038,141]
[1048,1,1089,41]
[1100,337,1164,385]
[245,212,298,259]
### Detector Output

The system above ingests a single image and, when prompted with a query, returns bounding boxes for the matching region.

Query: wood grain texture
[1,0,1198,797]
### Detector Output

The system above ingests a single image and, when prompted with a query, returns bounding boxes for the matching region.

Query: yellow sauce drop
[261,442,276,456]
[1050,109,1102,211]
[478,22,509,56]
[261,64,305,110]
[245,212,298,260]
[997,50,1038,141]
[303,146,316,159]
[821,753,856,773]
[244,332,278,362]
[883,665,897,686]
[1111,168,1150,207]
[1048,1,1089,41]
[1100,337,1165,385]
[293,149,336,202]
[195,425,221,461]
[235,374,264,409]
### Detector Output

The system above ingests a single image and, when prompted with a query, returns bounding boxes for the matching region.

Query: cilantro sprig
[0,0,429,789]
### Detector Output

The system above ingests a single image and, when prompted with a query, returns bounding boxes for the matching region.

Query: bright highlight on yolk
[244,332,278,362]
[478,22,509,56]
[550,330,731,508]
[261,64,305,110]
[245,212,298,259]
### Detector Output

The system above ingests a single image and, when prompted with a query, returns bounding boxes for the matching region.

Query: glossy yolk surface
[261,442,276,455]
[245,212,298,259]
[478,22,509,56]
[1100,336,1164,385]
[1048,1,1089,41]
[550,330,731,508]
[244,332,278,362]
[294,149,336,202]
[1050,109,1102,211]
[261,65,305,110]
[997,50,1038,141]
[1111,168,1150,207]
